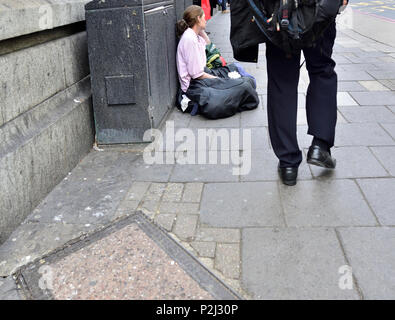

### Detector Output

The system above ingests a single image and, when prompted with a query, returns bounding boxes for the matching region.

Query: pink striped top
[176,28,207,92]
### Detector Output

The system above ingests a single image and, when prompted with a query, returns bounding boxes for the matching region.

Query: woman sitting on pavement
[175,5,259,119]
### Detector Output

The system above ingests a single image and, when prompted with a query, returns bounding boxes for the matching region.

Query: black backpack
[230,0,342,61]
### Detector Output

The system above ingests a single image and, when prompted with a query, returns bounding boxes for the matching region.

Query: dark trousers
[265,21,338,168]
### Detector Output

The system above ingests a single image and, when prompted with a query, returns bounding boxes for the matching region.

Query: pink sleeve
[183,39,205,79]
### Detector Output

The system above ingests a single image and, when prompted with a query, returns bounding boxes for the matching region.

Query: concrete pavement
[1,11,395,299]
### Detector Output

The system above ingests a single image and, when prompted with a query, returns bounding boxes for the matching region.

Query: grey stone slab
[240,148,312,182]
[308,147,388,179]
[0,221,88,276]
[336,70,374,81]
[279,180,377,227]
[337,81,367,92]
[339,106,395,123]
[296,125,314,148]
[240,103,266,127]
[335,123,394,146]
[165,108,191,128]
[242,228,360,299]
[370,147,395,176]
[158,202,200,215]
[173,214,199,241]
[215,243,240,279]
[128,153,174,182]
[190,241,216,258]
[169,151,240,182]
[338,227,395,299]
[0,277,21,300]
[0,39,65,127]
[146,125,213,152]
[379,80,395,91]
[0,81,94,243]
[194,228,240,243]
[124,182,150,202]
[154,213,176,232]
[359,80,390,91]
[349,91,395,106]
[62,32,89,87]
[381,123,395,140]
[189,113,240,128]
[209,127,270,151]
[0,0,89,41]
[337,92,359,106]
[357,178,395,225]
[182,183,204,203]
[200,182,284,227]
[389,106,395,114]
[367,69,395,80]
[162,183,184,202]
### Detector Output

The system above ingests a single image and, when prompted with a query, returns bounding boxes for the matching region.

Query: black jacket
[230,0,267,63]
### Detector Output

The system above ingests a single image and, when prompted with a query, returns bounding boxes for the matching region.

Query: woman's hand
[199,29,211,45]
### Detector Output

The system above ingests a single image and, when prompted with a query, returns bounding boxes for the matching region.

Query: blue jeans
[221,0,228,10]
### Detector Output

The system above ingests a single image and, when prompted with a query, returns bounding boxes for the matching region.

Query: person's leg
[303,21,338,151]
[266,41,302,168]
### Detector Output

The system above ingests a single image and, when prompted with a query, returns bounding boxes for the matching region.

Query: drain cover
[15,212,241,300]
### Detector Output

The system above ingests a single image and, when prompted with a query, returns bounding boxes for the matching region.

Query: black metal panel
[86,6,151,144]
[105,75,136,105]
[85,0,183,144]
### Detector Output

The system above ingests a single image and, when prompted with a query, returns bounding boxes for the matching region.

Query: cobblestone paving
[1,12,395,299]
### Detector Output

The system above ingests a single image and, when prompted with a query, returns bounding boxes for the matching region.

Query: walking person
[266,0,349,186]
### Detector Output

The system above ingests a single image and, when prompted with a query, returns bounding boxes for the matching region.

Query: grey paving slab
[169,151,240,182]
[129,153,174,182]
[240,148,312,182]
[242,228,360,299]
[307,147,389,179]
[339,106,395,123]
[147,126,214,152]
[337,81,367,92]
[173,214,199,241]
[215,243,240,279]
[190,241,216,258]
[165,108,192,128]
[154,213,176,231]
[296,125,314,148]
[379,80,395,90]
[0,221,88,276]
[279,179,378,227]
[0,277,21,300]
[209,127,270,151]
[370,146,395,176]
[366,69,395,80]
[194,228,240,243]
[338,227,395,299]
[357,178,395,226]
[337,92,359,106]
[182,183,204,203]
[359,80,390,91]
[189,113,240,128]
[240,102,266,127]
[336,70,374,81]
[349,91,395,105]
[335,123,394,146]
[200,182,284,228]
[381,123,395,140]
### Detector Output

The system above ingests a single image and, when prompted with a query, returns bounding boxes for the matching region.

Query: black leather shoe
[278,164,298,186]
[307,145,336,169]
